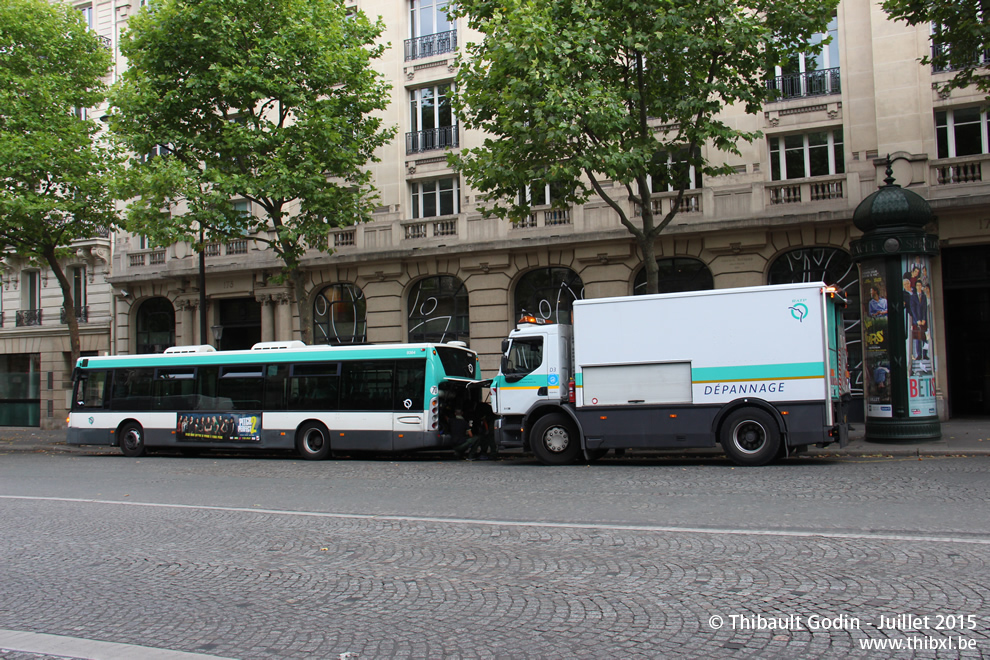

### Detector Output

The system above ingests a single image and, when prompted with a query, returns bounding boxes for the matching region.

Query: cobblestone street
[1,452,988,658]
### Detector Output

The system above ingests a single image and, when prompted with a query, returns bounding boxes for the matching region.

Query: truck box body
[493,282,849,465]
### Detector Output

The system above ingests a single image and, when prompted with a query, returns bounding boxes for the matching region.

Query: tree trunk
[45,250,81,368]
[291,268,313,345]
[639,234,659,295]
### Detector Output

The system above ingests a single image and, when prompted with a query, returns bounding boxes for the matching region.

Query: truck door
[497,335,548,414]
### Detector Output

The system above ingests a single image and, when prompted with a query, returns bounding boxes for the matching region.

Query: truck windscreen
[435,346,477,379]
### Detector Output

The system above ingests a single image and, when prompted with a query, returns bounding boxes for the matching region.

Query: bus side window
[154,367,197,411]
[341,361,393,411]
[265,364,288,411]
[217,366,264,411]
[287,363,339,411]
[394,359,426,411]
[111,368,155,411]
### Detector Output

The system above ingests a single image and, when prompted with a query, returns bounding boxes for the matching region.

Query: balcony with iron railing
[766,67,841,101]
[931,43,990,73]
[406,125,459,155]
[404,30,457,61]
[15,309,42,327]
[60,306,89,324]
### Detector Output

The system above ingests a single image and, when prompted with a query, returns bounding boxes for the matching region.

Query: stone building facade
[9,0,988,429]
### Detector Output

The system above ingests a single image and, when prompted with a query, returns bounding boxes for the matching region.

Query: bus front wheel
[530,413,581,465]
[119,422,146,458]
[296,422,331,460]
[720,408,780,466]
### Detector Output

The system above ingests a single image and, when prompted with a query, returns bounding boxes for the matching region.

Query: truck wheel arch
[712,398,787,443]
[522,404,583,451]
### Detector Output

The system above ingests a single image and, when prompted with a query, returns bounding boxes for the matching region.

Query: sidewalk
[2,419,987,457]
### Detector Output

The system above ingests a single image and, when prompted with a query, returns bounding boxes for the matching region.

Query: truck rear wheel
[530,414,581,465]
[720,408,780,466]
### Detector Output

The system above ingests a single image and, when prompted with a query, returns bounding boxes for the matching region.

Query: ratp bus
[68,341,482,459]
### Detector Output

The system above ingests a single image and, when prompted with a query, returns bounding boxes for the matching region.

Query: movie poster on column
[901,256,937,417]
[861,260,892,417]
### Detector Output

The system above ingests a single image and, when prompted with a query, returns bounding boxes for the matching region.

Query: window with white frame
[936,107,987,158]
[518,180,569,207]
[769,15,840,99]
[78,4,93,29]
[408,84,457,153]
[411,178,459,218]
[410,0,452,38]
[648,148,703,192]
[778,15,838,77]
[770,129,844,180]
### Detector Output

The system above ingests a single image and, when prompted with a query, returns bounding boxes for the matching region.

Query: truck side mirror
[500,339,509,354]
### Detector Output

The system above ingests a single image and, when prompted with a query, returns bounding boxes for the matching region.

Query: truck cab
[492,316,572,450]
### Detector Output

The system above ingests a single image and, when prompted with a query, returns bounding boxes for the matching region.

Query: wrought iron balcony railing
[15,309,42,327]
[60,306,90,324]
[406,125,459,154]
[404,30,457,61]
[931,43,990,73]
[766,67,841,100]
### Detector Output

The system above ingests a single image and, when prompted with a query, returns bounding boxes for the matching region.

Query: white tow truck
[492,282,850,466]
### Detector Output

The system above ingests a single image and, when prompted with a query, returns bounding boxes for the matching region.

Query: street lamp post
[211,324,223,350]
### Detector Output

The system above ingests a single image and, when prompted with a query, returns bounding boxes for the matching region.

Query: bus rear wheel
[720,408,780,466]
[119,422,146,458]
[296,422,331,460]
[530,413,581,465]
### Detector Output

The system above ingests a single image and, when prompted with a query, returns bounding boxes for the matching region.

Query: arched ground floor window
[136,297,175,354]
[514,267,584,324]
[408,276,470,344]
[314,283,367,345]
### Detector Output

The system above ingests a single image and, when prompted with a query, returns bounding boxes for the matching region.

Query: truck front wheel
[720,408,780,466]
[530,414,581,465]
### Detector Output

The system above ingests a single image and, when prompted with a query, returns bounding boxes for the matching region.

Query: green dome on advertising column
[853,160,933,234]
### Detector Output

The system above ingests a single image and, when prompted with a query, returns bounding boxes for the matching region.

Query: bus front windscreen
[435,346,477,379]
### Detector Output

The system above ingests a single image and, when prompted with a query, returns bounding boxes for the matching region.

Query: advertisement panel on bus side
[177,412,261,443]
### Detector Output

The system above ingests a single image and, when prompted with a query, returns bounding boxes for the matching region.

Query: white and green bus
[68,341,483,459]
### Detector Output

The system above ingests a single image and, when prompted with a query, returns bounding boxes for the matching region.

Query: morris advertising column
[850,163,940,441]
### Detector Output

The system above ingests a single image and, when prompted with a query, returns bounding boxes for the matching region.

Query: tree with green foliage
[451,0,839,294]
[883,0,990,96]
[111,0,395,343]
[0,0,119,367]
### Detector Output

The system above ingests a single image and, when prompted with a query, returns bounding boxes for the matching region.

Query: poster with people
[176,412,262,443]
[902,256,937,418]
[861,260,892,417]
